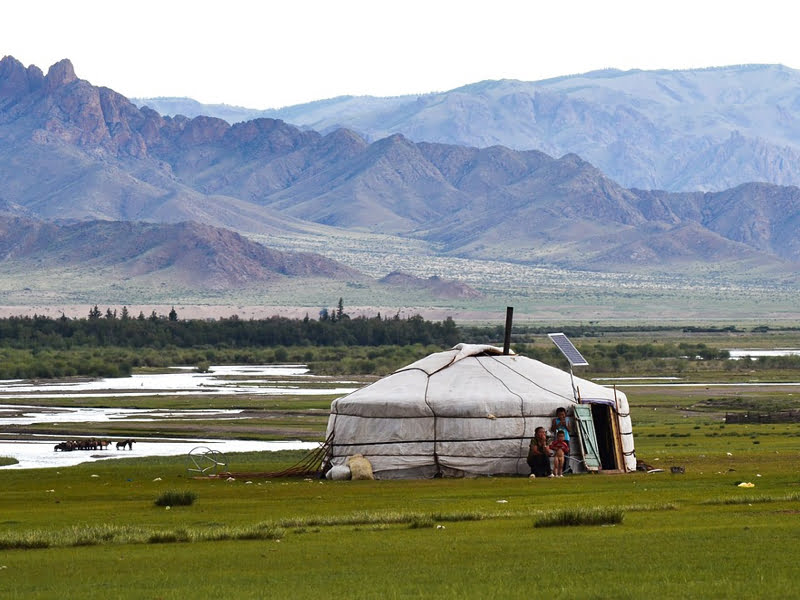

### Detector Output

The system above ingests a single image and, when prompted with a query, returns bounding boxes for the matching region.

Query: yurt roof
[331,344,625,418]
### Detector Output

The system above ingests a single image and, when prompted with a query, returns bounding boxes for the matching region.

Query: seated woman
[527,426,552,478]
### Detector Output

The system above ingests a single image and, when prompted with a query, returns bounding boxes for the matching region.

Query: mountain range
[138,64,800,193]
[1,55,798,305]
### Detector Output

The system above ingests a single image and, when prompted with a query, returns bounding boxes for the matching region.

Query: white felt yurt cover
[325,344,635,478]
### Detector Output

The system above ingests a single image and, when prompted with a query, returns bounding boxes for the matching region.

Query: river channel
[0,365,354,469]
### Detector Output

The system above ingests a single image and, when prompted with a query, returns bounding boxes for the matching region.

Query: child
[548,429,569,477]
[551,407,571,443]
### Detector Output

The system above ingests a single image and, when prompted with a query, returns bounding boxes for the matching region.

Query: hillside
[0,216,362,290]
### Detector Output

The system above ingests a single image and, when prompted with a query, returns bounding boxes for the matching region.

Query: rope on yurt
[487,355,576,404]
[214,432,334,479]
[475,355,528,473]
[422,372,441,476]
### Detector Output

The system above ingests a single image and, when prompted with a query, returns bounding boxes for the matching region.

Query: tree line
[0,309,460,350]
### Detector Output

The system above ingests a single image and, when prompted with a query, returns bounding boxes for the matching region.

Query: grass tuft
[408,516,435,529]
[148,529,191,544]
[0,533,51,550]
[154,490,197,507]
[233,525,284,541]
[620,503,678,512]
[277,509,493,530]
[702,492,800,505]
[534,507,624,528]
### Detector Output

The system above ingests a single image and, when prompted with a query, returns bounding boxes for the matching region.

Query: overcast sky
[3,0,799,109]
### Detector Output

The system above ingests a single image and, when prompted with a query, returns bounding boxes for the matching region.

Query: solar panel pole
[568,365,578,402]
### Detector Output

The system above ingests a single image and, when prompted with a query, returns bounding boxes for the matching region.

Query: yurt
[325,343,635,479]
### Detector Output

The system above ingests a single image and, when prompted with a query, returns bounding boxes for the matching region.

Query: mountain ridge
[0,56,798,292]
[137,64,800,193]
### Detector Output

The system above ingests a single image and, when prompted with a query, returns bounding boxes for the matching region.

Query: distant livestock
[116,439,135,450]
[53,438,112,452]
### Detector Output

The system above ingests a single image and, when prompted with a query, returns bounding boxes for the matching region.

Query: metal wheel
[186,446,228,475]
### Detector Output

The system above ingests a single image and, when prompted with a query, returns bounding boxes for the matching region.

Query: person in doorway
[527,426,552,478]
[548,429,569,477]
[551,407,572,442]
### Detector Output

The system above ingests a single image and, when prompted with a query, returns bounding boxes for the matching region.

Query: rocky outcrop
[0,55,44,101]
[380,271,482,299]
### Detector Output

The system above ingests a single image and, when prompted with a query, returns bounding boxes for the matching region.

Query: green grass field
[1,420,799,599]
[1,327,799,598]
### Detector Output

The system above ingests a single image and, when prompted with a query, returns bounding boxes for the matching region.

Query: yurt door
[573,405,601,471]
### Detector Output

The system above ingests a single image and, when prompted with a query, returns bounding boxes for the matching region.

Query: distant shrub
[154,490,197,507]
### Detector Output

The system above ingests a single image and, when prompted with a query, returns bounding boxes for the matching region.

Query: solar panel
[548,333,589,366]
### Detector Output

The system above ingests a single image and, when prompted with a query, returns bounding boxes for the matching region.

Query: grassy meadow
[1,422,799,597]
[0,327,799,598]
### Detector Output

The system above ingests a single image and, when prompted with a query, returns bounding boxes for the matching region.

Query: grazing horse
[98,440,111,450]
[116,439,135,450]
[54,440,78,451]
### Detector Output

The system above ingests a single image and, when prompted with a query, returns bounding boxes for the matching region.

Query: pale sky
[3,0,799,109]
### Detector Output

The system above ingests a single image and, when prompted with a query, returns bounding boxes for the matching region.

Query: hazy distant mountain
[1,55,798,288]
[132,97,266,124]
[137,65,800,193]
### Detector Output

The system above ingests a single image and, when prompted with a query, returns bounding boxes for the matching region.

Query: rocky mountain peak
[0,55,44,99]
[44,58,77,91]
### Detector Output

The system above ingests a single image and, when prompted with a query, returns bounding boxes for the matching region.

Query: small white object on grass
[90,474,99,478]
[153,477,162,481]
[496,499,508,503]
[165,506,171,510]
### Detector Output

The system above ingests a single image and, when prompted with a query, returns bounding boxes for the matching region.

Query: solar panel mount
[548,333,589,366]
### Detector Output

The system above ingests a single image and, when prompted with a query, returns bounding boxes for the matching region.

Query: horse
[116,439,134,450]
